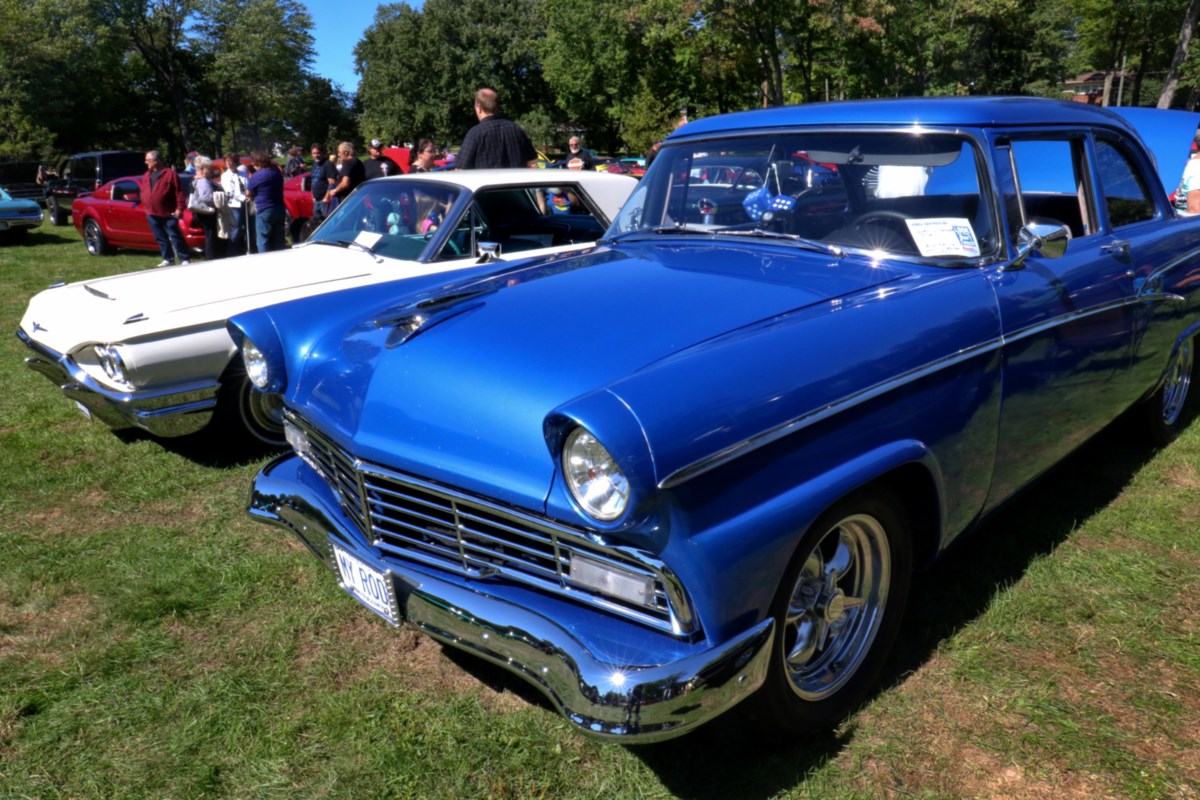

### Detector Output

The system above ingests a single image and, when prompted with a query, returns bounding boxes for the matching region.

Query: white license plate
[73,401,92,421]
[331,542,399,625]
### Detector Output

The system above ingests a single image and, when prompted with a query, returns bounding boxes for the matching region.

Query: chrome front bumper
[249,453,774,743]
[17,327,219,438]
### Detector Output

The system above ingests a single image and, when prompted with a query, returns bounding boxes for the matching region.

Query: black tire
[211,364,287,448]
[1144,336,1199,446]
[83,218,110,256]
[741,487,913,738]
[46,196,66,226]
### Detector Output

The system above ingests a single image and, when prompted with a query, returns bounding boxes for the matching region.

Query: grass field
[1,225,1198,799]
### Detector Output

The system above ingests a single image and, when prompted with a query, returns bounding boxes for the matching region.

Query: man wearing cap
[364,139,401,181]
[183,152,198,174]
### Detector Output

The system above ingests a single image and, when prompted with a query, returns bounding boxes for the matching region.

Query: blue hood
[287,242,914,509]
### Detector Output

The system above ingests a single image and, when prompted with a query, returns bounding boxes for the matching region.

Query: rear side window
[1094,137,1155,228]
[1008,138,1094,240]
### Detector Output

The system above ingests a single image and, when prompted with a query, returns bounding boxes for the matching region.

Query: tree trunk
[1159,0,1200,109]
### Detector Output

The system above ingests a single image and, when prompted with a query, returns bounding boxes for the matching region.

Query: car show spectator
[456,88,536,169]
[1174,142,1200,216]
[141,150,189,267]
[284,146,306,178]
[410,139,437,173]
[310,143,337,220]
[189,156,223,261]
[221,152,250,257]
[327,141,365,212]
[565,136,594,170]
[246,151,286,253]
[363,139,401,180]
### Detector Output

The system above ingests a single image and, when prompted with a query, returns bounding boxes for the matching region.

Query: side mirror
[477,241,501,262]
[1009,220,1070,270]
[302,176,312,192]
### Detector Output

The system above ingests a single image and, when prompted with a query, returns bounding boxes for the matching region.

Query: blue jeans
[226,205,246,257]
[256,205,286,252]
[147,214,188,262]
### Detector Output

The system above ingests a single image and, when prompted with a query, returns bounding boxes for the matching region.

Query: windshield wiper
[336,239,384,263]
[650,223,717,235]
[714,228,844,257]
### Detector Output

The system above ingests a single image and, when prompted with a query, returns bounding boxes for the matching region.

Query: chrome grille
[286,411,680,632]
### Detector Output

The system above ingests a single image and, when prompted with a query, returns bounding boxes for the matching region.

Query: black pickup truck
[44,150,145,226]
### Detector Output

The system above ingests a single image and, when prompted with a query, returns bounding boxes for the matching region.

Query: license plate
[73,401,92,421]
[331,542,399,625]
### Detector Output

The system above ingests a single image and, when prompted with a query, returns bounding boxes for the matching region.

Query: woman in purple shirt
[246,151,286,252]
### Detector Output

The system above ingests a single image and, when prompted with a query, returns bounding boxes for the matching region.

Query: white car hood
[20,242,574,355]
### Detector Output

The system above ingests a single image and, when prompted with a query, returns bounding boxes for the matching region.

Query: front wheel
[210,365,287,448]
[1144,336,1199,446]
[741,488,912,738]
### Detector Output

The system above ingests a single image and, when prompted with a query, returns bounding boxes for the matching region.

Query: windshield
[307,180,463,261]
[607,131,997,263]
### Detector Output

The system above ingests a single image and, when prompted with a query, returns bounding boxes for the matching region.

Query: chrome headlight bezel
[562,427,630,522]
[93,344,130,385]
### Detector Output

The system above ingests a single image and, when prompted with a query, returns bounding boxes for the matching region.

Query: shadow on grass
[114,426,283,470]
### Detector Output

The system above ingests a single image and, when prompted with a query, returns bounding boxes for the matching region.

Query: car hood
[289,241,915,509]
[20,244,473,355]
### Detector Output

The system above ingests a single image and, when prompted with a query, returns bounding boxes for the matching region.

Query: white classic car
[18,170,636,446]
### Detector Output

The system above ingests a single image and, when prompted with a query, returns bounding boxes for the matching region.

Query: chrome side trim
[660,288,1187,489]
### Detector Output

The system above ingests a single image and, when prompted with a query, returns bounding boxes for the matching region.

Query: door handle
[1101,239,1130,257]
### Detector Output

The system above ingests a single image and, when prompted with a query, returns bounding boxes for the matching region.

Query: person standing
[141,150,189,267]
[565,136,594,170]
[221,152,249,257]
[326,141,365,211]
[363,139,400,180]
[410,139,437,173]
[456,88,536,169]
[189,156,223,261]
[309,143,336,220]
[284,146,306,178]
[246,151,286,252]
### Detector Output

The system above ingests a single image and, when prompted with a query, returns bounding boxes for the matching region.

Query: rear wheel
[742,488,912,738]
[211,364,286,448]
[83,218,110,255]
[1144,336,1199,446]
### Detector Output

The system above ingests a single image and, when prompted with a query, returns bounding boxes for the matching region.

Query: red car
[73,175,206,257]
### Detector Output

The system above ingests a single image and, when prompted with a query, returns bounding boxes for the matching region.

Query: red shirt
[140,166,185,217]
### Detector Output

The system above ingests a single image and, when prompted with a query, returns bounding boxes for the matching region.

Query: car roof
[671,97,1142,139]
[366,168,634,191]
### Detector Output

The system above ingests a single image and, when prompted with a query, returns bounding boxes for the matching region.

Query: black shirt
[457,116,536,169]
[311,158,337,200]
[364,155,400,181]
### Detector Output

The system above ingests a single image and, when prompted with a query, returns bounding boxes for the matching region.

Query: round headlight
[563,428,629,521]
[242,337,270,390]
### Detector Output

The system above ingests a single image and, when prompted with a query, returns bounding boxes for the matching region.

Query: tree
[1159,0,1200,107]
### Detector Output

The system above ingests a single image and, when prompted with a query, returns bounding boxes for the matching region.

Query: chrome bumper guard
[249,453,774,743]
[17,327,218,438]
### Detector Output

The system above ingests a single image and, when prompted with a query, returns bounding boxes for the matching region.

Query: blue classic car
[0,186,44,242]
[228,98,1200,742]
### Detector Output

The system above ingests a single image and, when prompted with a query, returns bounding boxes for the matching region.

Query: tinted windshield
[608,131,997,263]
[307,180,464,261]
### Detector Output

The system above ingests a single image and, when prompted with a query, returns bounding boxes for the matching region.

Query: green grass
[2,226,1198,799]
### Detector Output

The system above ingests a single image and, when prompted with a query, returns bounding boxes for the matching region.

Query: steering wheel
[849,209,912,228]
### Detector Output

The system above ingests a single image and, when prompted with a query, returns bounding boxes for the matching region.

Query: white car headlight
[93,344,129,385]
[242,337,270,390]
[563,428,629,521]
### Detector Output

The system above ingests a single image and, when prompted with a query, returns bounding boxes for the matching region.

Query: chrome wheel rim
[239,379,285,444]
[84,222,101,254]
[783,513,890,701]
[1162,339,1194,427]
